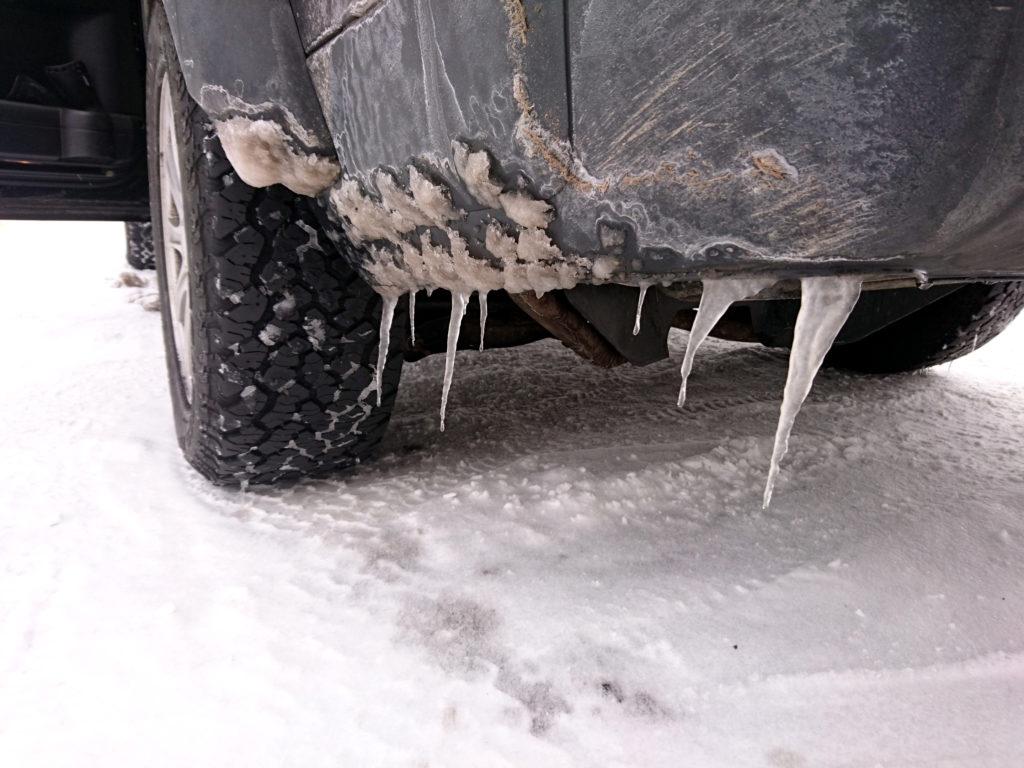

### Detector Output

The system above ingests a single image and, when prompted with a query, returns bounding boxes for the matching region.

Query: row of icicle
[375,276,862,509]
[374,290,490,432]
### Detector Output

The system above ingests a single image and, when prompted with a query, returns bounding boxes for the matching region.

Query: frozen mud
[329,144,587,299]
[214,117,340,196]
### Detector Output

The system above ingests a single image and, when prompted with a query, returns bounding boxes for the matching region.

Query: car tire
[826,281,1024,374]
[125,221,155,269]
[146,3,403,486]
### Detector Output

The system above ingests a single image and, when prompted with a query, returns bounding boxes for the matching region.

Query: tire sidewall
[144,4,403,485]
[146,4,207,460]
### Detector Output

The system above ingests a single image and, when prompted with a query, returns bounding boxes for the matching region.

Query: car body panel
[289,0,380,53]
[8,1,1022,284]
[299,0,1024,285]
[177,0,1024,286]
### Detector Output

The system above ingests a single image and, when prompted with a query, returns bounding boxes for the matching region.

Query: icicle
[478,290,489,352]
[440,292,469,431]
[409,290,417,346]
[632,283,650,336]
[762,276,862,509]
[678,277,774,407]
[375,295,398,407]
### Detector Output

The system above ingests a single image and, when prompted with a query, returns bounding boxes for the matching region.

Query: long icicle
[375,295,398,407]
[478,290,489,352]
[678,277,774,407]
[440,292,469,431]
[632,283,650,336]
[763,276,862,509]
[409,290,416,346]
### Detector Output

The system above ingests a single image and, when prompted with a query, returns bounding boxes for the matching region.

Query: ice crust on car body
[334,146,869,506]
[327,146,594,432]
[189,0,1019,511]
[252,112,868,507]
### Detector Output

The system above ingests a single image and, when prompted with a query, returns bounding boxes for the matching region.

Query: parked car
[3,0,1023,488]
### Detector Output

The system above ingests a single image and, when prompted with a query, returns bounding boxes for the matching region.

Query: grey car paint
[164,0,1024,288]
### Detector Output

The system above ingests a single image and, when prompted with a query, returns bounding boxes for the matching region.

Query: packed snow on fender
[2,221,1024,768]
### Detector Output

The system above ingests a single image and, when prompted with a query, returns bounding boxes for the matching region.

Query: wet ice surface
[2,222,1024,768]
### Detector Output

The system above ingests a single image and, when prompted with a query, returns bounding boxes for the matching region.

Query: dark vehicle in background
[3,0,1023,486]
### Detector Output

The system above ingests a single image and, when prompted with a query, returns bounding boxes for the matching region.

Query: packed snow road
[2,221,1023,768]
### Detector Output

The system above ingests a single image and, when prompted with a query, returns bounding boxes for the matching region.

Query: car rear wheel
[146,4,403,485]
[826,281,1024,374]
[124,221,155,269]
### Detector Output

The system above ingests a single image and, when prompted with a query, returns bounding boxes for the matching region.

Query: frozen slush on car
[2,1,1022,503]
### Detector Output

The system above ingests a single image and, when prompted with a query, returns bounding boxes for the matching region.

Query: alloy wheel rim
[157,73,194,405]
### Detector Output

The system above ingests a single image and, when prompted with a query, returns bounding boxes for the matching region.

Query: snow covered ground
[2,220,1022,768]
